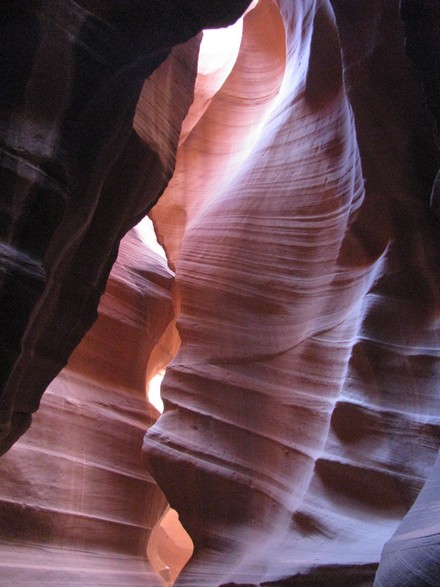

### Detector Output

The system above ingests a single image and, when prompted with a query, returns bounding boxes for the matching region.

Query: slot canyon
[1,0,440,585]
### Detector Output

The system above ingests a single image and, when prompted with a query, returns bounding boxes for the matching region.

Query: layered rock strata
[372,0,440,583]
[1,0,440,586]
[144,0,440,585]
[0,227,173,585]
[0,0,251,454]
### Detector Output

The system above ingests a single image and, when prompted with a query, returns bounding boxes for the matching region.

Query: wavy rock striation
[0,227,173,585]
[0,0,251,454]
[144,0,440,585]
[1,0,440,586]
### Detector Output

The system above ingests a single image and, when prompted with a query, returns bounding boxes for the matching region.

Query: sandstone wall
[1,1,440,586]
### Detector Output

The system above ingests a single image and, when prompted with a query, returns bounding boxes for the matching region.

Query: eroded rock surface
[145,0,440,585]
[1,1,440,586]
[0,227,173,585]
[0,0,251,453]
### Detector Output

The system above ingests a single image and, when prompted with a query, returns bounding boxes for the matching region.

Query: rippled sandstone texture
[146,0,440,585]
[0,227,174,584]
[1,0,440,586]
[0,0,252,454]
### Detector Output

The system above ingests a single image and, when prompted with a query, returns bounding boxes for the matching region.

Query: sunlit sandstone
[1,1,440,586]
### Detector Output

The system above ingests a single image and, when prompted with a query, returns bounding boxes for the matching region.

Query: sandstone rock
[1,0,440,586]
[0,0,251,454]
[144,0,440,584]
[0,227,174,585]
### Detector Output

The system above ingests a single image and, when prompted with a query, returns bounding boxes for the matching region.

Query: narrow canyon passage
[1,1,440,586]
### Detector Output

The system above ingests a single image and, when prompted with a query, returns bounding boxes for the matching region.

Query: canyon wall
[0,228,173,585]
[1,1,440,586]
[146,0,440,584]
[0,0,251,455]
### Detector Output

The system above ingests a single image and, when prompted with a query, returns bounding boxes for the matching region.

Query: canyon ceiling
[1,1,440,586]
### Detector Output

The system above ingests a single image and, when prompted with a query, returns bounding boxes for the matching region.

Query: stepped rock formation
[0,227,173,585]
[1,0,440,586]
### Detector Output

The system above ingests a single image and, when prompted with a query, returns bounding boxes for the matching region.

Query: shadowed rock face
[1,0,440,586]
[399,0,440,221]
[0,0,251,452]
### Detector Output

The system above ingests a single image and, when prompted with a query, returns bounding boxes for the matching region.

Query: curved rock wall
[0,0,252,454]
[144,0,440,585]
[1,0,440,586]
[0,227,173,585]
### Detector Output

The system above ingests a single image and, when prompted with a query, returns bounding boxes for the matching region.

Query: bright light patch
[135,216,167,260]
[148,371,165,414]
[198,2,260,77]
[198,21,243,76]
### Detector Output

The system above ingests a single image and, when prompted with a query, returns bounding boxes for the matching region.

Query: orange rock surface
[1,1,440,586]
